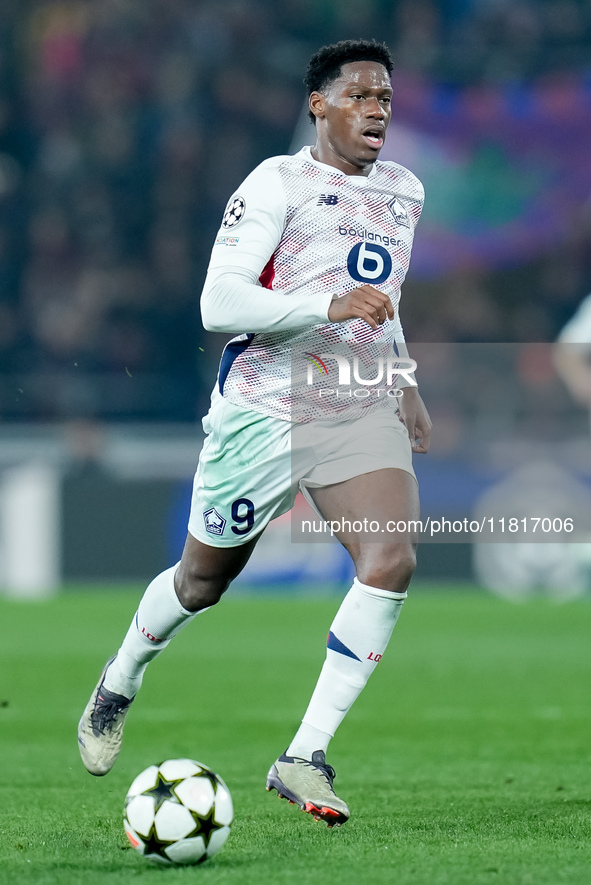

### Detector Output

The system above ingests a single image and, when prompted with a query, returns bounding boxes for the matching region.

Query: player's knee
[174,563,230,612]
[358,546,416,592]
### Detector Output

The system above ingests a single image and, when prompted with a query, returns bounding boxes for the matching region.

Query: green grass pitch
[0,586,589,885]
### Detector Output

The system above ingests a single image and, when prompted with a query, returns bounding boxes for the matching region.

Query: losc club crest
[203,507,226,536]
[222,196,246,229]
[387,197,410,228]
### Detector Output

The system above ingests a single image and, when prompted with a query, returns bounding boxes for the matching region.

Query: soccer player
[78,39,432,827]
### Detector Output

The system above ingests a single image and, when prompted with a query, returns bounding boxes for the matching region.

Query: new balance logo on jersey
[203,507,226,536]
[317,194,339,206]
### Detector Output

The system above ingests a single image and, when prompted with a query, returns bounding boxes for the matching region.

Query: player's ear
[309,91,326,121]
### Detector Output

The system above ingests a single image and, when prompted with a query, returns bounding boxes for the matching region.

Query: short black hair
[305,39,394,124]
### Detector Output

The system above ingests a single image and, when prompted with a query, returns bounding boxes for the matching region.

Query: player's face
[310,61,393,176]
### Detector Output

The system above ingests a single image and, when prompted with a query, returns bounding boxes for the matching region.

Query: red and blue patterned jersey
[201,146,424,421]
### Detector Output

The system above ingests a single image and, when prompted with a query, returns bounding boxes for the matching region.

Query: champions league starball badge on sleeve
[222,196,246,229]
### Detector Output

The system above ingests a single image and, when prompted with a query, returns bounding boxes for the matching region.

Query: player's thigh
[308,467,419,590]
[309,467,419,529]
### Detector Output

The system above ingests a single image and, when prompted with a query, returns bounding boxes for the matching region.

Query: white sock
[286,577,407,759]
[103,563,202,698]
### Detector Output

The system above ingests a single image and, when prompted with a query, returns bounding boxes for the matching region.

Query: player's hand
[398,387,432,454]
[328,285,394,330]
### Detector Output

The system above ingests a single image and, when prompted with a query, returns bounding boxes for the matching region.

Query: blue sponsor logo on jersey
[215,235,240,246]
[347,242,392,285]
[317,194,339,205]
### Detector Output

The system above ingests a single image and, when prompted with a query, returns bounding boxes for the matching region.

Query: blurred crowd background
[1,0,591,422]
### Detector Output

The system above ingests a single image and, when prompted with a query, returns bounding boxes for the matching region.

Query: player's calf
[174,533,259,611]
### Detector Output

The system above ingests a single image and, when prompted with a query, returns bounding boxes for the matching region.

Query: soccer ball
[123,758,233,865]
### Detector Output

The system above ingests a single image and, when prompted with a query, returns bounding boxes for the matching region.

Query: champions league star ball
[222,195,246,228]
[124,759,233,865]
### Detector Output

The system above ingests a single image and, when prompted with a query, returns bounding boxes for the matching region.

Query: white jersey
[201,146,424,421]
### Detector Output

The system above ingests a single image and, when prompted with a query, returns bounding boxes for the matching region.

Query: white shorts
[187,388,416,547]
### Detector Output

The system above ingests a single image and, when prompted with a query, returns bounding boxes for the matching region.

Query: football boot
[266,750,350,827]
[77,656,134,776]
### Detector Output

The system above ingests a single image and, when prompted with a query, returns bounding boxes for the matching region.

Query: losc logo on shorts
[203,507,226,536]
